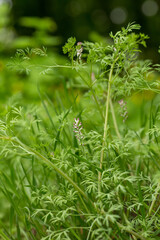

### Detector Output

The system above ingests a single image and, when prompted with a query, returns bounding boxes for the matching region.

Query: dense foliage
[0,23,160,239]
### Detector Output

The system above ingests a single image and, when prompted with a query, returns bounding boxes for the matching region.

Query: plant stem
[109,99,121,139]
[78,193,91,215]
[65,222,81,240]
[89,64,104,121]
[98,62,115,191]
[90,88,104,121]
[77,71,104,121]
[147,182,160,217]
[117,222,146,240]
[0,136,93,207]
[71,52,74,67]
[0,229,10,240]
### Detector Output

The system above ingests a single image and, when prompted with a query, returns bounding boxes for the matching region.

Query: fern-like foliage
[0,23,160,240]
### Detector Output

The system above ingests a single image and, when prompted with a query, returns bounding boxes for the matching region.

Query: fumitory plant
[0,23,160,240]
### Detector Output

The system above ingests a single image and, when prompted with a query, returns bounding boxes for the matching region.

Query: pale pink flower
[77,42,83,60]
[91,72,95,81]
[118,99,128,122]
[73,118,84,144]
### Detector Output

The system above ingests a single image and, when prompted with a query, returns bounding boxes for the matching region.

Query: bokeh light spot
[142,0,159,17]
[110,7,127,24]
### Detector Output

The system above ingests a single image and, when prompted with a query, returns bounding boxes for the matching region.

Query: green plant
[0,23,160,240]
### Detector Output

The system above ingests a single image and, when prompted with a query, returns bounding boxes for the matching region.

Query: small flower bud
[76,42,83,60]
[73,118,84,145]
[118,99,128,122]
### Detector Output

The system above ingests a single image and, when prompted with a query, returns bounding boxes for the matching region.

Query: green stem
[77,71,104,121]
[0,230,10,240]
[71,52,74,67]
[90,88,104,121]
[147,182,160,217]
[98,62,115,190]
[117,222,146,240]
[65,222,81,240]
[78,193,90,215]
[0,136,93,206]
[89,64,104,121]
[109,99,121,139]
[0,229,10,240]
[117,195,136,240]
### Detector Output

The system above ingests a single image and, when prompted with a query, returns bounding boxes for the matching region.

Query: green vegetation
[0,22,160,239]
